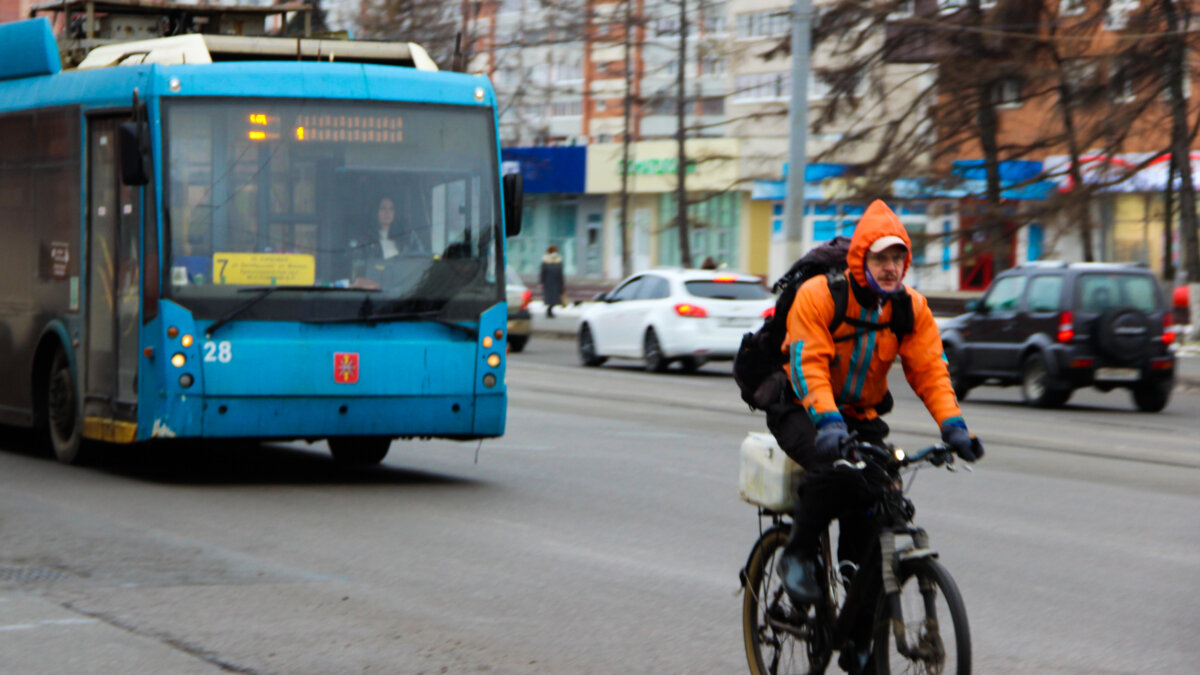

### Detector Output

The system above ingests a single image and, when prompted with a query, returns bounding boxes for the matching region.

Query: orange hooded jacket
[782,200,964,431]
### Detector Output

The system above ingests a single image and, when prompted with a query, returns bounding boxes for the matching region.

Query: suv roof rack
[1068,261,1150,268]
[1015,261,1069,269]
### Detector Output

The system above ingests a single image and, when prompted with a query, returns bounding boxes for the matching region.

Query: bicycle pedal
[766,602,809,628]
[838,560,858,589]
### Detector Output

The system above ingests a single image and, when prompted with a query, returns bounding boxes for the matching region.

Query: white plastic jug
[738,432,803,511]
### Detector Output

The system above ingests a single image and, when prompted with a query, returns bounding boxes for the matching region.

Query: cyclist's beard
[865,266,903,296]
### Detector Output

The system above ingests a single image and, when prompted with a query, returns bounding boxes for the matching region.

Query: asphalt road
[1,336,1198,674]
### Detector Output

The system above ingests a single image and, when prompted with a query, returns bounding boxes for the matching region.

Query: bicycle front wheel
[742,527,826,675]
[873,557,971,675]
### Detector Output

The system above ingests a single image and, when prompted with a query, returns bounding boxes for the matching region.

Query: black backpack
[732,237,914,411]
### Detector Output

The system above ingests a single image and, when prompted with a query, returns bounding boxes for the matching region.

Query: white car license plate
[718,317,755,328]
[1095,367,1140,381]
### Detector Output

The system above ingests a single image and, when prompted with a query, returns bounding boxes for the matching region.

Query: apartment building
[890,0,1197,281]
[472,0,741,277]
[0,0,31,23]
[469,0,951,282]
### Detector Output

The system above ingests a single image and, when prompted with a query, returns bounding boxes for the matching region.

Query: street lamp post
[772,0,811,282]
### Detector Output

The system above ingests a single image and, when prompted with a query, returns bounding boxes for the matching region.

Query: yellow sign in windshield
[212,253,316,286]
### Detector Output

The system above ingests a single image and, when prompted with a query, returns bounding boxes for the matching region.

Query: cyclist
[771,199,984,610]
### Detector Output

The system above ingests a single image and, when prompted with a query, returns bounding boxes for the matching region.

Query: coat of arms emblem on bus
[334,353,360,384]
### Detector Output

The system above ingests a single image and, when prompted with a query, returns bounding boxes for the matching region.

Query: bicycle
[740,438,972,674]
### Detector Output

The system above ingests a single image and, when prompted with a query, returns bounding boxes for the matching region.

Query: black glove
[814,421,850,461]
[941,422,984,462]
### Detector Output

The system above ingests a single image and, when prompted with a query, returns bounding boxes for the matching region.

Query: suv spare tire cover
[1094,306,1152,364]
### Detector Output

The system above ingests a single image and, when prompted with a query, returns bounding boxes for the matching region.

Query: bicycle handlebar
[838,439,957,470]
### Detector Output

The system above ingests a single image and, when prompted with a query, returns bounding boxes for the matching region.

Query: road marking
[0,618,98,632]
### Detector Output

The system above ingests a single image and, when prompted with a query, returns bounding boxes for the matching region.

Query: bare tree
[356,0,464,68]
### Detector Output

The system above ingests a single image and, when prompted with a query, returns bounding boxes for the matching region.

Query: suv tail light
[675,303,708,318]
[1162,312,1175,344]
[1056,310,1075,343]
[520,289,532,311]
[762,306,776,318]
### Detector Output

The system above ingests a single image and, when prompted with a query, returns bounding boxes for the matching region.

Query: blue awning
[951,159,1043,182]
[782,162,850,182]
[754,160,1055,201]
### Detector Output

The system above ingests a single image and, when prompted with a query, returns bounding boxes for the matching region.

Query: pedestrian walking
[540,245,565,318]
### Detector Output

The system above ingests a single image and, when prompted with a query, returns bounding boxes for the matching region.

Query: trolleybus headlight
[181,334,194,348]
[167,326,179,338]
[482,336,493,349]
[171,353,186,368]
[179,373,194,388]
[482,373,497,388]
[486,353,501,368]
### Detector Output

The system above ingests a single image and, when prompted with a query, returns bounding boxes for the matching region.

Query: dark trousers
[765,403,890,567]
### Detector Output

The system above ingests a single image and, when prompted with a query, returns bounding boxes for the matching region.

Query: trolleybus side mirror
[503,172,523,237]
[119,121,150,186]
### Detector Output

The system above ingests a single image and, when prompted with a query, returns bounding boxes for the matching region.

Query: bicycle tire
[872,556,971,675]
[742,526,827,675]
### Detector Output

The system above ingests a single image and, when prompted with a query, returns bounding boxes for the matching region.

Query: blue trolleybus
[0,15,523,464]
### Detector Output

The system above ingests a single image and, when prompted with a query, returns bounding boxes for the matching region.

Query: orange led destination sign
[293,113,404,143]
[245,112,404,143]
[247,112,280,141]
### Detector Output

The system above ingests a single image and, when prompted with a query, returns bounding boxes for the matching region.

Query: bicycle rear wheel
[872,557,970,675]
[742,527,827,675]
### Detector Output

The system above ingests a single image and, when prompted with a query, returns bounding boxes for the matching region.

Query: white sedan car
[577,268,775,372]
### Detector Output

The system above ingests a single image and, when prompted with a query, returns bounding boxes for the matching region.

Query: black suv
[939,262,1176,411]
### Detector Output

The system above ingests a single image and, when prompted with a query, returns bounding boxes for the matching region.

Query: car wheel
[679,356,706,373]
[1131,380,1172,412]
[508,334,528,353]
[946,348,971,401]
[643,328,668,373]
[1020,353,1070,408]
[578,324,607,367]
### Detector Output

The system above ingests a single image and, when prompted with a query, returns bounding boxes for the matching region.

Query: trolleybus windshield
[163,99,502,324]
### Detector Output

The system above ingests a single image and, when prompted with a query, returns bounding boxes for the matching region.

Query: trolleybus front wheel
[328,436,391,465]
[46,348,85,464]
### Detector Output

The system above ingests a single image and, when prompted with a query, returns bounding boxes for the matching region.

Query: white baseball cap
[869,235,908,253]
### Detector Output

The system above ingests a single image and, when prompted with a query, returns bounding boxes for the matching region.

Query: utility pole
[619,0,635,278]
[775,0,810,281]
[674,0,692,268]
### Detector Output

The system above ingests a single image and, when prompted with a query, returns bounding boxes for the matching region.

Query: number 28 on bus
[0,16,525,465]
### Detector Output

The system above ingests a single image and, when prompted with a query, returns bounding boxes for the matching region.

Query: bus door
[83,116,141,434]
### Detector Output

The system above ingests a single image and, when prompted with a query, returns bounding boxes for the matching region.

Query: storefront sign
[620,157,697,176]
[587,139,740,193]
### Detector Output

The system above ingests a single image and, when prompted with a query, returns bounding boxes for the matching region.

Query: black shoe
[837,644,871,674]
[777,549,822,604]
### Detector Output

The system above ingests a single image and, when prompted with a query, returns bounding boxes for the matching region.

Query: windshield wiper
[305,310,479,338]
[206,285,379,337]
